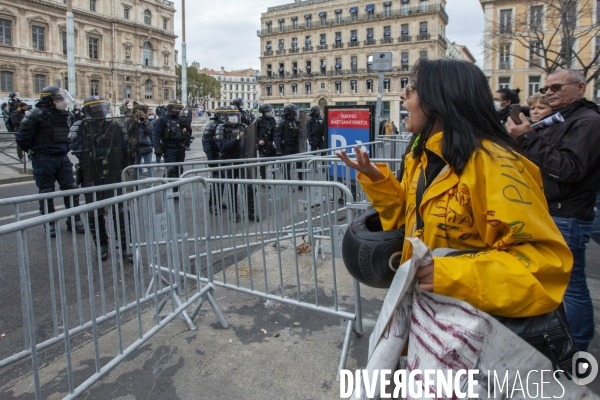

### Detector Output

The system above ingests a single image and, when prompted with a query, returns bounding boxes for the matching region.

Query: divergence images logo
[573,351,598,385]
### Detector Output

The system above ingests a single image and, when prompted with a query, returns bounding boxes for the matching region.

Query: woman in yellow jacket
[337,60,572,318]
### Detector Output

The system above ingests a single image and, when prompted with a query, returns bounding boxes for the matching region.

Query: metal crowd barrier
[0,177,227,400]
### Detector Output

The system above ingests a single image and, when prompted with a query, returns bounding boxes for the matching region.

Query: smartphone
[509,104,523,125]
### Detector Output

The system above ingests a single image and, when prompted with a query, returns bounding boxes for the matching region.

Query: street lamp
[66,0,76,102]
[181,0,187,107]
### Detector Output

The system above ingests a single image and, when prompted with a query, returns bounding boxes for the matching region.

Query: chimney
[220,66,225,74]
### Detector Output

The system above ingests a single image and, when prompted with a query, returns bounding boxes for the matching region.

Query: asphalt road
[1,180,599,395]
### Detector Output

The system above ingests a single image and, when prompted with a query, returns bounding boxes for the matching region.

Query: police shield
[299,110,308,153]
[240,122,257,159]
[79,116,138,200]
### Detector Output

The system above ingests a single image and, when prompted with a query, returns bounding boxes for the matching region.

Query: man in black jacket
[10,101,27,160]
[507,69,600,352]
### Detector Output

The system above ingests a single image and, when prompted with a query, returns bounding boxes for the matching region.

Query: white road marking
[0,205,65,222]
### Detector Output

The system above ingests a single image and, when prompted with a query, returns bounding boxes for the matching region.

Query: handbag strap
[416,167,425,231]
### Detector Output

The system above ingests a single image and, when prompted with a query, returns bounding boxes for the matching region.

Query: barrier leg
[337,319,354,382]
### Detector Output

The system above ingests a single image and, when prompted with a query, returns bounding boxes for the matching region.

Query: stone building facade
[257,0,452,122]
[192,63,261,112]
[0,0,177,112]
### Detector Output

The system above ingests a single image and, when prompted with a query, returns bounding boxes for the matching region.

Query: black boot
[45,222,56,238]
[89,210,109,261]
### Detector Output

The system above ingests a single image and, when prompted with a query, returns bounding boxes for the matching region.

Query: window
[305,14,312,28]
[499,43,511,68]
[0,19,11,46]
[366,4,375,19]
[420,50,428,60]
[89,37,99,59]
[401,52,409,70]
[143,41,153,66]
[498,76,511,89]
[320,82,326,89]
[383,26,391,42]
[401,23,410,41]
[144,79,153,99]
[530,40,543,66]
[530,5,542,30]
[335,57,341,70]
[319,12,326,25]
[350,29,358,46]
[335,10,342,23]
[34,74,46,93]
[419,21,428,33]
[350,80,357,91]
[279,19,284,31]
[306,60,312,73]
[124,85,131,99]
[565,2,576,30]
[266,85,272,96]
[596,36,600,62]
[528,76,541,96]
[163,19,168,30]
[402,0,410,14]
[90,80,99,96]
[124,7,130,19]
[335,81,342,93]
[292,61,297,75]
[62,31,67,55]
[90,0,96,12]
[278,39,284,48]
[351,56,357,71]
[384,3,392,17]
[366,79,374,92]
[292,17,298,29]
[266,21,272,34]
[401,77,408,89]
[305,82,311,94]
[335,32,342,47]
[144,9,152,25]
[499,9,512,33]
[320,33,326,44]
[350,7,358,21]
[383,78,390,91]
[366,28,374,44]
[292,83,297,94]
[279,84,284,95]
[420,0,429,12]
[32,26,45,51]
[1,71,13,92]
[320,58,326,73]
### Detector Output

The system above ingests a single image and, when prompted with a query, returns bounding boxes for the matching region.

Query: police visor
[84,102,111,119]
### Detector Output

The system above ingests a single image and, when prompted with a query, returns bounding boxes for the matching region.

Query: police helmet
[219,105,241,125]
[310,105,321,116]
[282,103,299,120]
[9,92,19,98]
[166,99,183,117]
[38,86,74,110]
[259,103,273,115]
[232,98,245,111]
[341,209,405,288]
[83,95,111,119]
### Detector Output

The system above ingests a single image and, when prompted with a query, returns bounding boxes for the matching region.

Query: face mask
[494,101,505,111]
[148,115,155,121]
[264,111,273,118]
[55,100,68,111]
[228,116,238,124]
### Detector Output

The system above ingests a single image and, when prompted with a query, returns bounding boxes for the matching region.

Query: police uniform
[69,95,133,262]
[307,114,326,152]
[214,109,258,221]
[274,105,302,182]
[16,86,83,235]
[202,114,224,213]
[152,100,188,192]
[255,115,276,179]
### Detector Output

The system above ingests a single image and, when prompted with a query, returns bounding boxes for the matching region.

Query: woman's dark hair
[411,59,519,175]
[496,88,521,104]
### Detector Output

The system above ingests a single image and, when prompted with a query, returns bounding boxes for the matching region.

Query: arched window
[144,79,153,99]
[144,9,151,25]
[142,41,153,66]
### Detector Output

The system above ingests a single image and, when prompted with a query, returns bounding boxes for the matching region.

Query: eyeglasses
[539,82,580,94]
[401,84,415,99]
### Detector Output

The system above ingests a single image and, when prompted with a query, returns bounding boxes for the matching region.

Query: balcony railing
[399,35,412,42]
[302,46,314,52]
[438,34,447,47]
[256,65,413,82]
[289,48,299,53]
[417,33,431,41]
[276,49,286,55]
[529,58,542,68]
[348,41,359,47]
[364,39,377,46]
[333,42,344,49]
[263,50,273,56]
[381,37,394,44]
[257,3,448,35]
[317,44,328,50]
[499,61,510,69]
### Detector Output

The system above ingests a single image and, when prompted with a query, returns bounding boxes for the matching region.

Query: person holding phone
[336,59,571,321]
[507,69,600,352]
[494,88,521,124]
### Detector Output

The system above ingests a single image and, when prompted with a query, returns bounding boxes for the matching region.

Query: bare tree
[485,0,600,83]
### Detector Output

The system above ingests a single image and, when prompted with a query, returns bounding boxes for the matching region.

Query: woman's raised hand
[335,146,385,183]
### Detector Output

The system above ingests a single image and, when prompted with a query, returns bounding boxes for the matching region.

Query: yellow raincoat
[357,132,573,318]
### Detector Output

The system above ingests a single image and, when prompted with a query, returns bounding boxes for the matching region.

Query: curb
[0,174,34,186]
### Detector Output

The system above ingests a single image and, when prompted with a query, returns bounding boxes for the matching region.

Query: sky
[172,0,485,71]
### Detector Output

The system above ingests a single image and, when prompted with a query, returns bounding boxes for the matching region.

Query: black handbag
[416,169,576,379]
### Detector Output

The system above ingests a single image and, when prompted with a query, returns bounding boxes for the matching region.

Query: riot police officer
[232,98,255,126]
[152,99,189,193]
[214,106,258,222]
[307,105,326,153]
[69,95,133,262]
[255,103,276,180]
[16,86,84,236]
[72,104,85,122]
[202,108,224,214]
[274,103,303,186]
[7,91,21,114]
